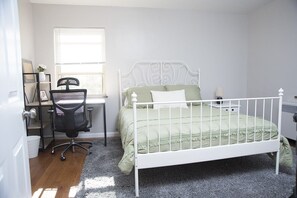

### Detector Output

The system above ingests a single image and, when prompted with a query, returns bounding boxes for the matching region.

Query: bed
[117,62,288,197]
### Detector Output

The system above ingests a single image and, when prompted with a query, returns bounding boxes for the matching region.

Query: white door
[0,0,32,197]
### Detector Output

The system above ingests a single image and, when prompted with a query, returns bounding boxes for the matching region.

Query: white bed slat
[200,101,203,148]
[270,99,273,140]
[254,100,257,142]
[190,103,193,149]
[132,93,139,197]
[262,99,265,141]
[246,100,249,143]
[146,105,149,153]
[219,104,222,145]
[228,101,231,145]
[169,106,172,151]
[158,108,161,152]
[237,100,240,143]
[210,101,213,147]
[180,107,182,150]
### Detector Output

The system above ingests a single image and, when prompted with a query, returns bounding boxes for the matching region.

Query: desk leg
[103,103,107,146]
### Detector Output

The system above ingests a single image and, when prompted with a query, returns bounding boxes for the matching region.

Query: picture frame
[22,59,35,83]
[40,90,48,101]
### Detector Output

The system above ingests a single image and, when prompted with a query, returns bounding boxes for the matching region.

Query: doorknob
[23,108,37,120]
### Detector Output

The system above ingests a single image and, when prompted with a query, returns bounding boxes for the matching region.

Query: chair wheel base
[60,156,66,161]
[51,150,55,154]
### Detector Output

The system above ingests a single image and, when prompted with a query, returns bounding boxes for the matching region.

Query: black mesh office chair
[50,77,93,161]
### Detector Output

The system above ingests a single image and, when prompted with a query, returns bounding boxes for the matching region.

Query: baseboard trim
[46,131,120,139]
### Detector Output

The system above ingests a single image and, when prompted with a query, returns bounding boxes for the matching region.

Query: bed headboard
[118,62,200,107]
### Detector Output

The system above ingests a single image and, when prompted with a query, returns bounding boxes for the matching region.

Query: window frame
[53,27,106,97]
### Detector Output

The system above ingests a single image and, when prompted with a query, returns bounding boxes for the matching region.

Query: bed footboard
[132,89,283,197]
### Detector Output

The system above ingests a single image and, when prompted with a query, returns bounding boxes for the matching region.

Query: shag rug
[75,138,295,198]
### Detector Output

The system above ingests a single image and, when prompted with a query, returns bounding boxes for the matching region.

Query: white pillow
[151,90,188,109]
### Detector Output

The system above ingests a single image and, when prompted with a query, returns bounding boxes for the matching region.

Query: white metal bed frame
[118,62,283,197]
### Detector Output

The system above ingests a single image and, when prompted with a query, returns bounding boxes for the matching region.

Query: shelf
[24,82,37,85]
[24,81,51,84]
[26,100,53,107]
[39,81,51,84]
[27,121,49,130]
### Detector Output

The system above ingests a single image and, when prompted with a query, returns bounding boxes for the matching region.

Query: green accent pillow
[126,85,166,108]
[165,85,202,105]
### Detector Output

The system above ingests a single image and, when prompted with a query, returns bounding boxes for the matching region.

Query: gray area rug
[76,138,295,198]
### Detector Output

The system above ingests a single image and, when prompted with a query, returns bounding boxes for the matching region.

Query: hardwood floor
[30,139,93,198]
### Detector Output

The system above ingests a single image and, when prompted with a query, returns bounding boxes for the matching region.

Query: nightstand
[208,103,240,112]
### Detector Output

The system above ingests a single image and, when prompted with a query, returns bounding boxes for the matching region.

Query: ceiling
[30,0,274,13]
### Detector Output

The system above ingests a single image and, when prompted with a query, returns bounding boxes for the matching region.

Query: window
[54,28,106,97]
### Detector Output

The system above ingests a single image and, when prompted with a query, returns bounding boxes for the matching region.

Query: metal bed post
[132,92,139,197]
[276,88,283,175]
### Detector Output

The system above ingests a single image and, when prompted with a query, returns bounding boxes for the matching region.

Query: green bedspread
[118,105,292,175]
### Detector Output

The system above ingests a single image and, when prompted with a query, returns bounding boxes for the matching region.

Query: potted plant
[36,64,47,81]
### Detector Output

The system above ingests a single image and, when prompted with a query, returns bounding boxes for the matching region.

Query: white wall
[248,0,297,100]
[18,0,35,62]
[248,0,297,139]
[32,4,248,133]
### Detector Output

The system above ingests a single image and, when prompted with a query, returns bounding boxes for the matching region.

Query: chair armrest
[87,107,94,128]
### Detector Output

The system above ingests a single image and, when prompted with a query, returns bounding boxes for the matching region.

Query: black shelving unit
[23,73,55,150]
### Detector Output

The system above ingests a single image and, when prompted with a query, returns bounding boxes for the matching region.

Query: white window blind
[54,28,106,96]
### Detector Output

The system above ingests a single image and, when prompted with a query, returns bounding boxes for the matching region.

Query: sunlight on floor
[32,186,78,198]
[31,177,116,197]
[68,186,78,198]
[84,176,115,189]
[99,191,117,197]
[32,188,57,198]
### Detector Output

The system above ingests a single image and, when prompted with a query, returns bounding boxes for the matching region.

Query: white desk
[87,98,107,146]
[86,98,106,105]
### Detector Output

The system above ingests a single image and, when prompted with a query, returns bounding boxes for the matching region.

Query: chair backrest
[50,89,88,135]
[57,77,80,90]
